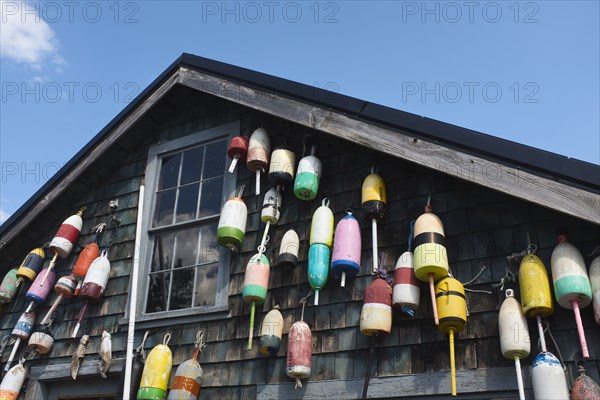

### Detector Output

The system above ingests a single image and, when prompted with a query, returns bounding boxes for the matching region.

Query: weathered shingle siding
[1,90,599,397]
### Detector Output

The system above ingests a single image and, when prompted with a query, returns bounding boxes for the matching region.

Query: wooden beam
[178,67,600,225]
[0,70,180,250]
[256,366,532,399]
[29,358,125,381]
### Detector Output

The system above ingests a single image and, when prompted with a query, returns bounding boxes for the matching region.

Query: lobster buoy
[393,222,419,314]
[28,328,55,355]
[4,310,36,372]
[310,198,334,248]
[287,321,312,389]
[0,362,26,400]
[40,208,85,286]
[362,170,386,274]
[294,145,322,201]
[0,268,19,304]
[498,289,530,400]
[25,265,57,310]
[41,274,78,325]
[168,331,205,400]
[551,235,592,358]
[16,247,46,285]
[217,194,247,251]
[227,134,249,174]
[261,187,281,225]
[277,230,299,268]
[531,352,569,400]
[360,276,392,336]
[331,211,361,287]
[571,361,600,400]
[72,251,111,338]
[73,242,100,281]
[259,305,284,356]
[590,256,600,325]
[308,244,330,306]
[268,145,296,188]
[246,128,270,196]
[242,253,270,350]
[138,333,173,400]
[435,277,467,397]
[414,199,448,326]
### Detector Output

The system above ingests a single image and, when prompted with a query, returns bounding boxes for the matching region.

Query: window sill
[119,306,231,329]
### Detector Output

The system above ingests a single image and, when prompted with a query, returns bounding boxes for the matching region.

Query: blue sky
[1,0,599,222]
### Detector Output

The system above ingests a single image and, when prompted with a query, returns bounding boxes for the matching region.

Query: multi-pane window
[136,122,238,322]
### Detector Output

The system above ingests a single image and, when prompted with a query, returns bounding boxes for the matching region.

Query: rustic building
[0,53,598,399]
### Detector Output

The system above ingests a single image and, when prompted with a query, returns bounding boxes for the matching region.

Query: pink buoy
[331,211,361,287]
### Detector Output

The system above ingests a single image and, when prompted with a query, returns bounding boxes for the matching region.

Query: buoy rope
[492,264,517,291]
[464,266,493,295]
[463,266,487,286]
[193,331,206,361]
[299,291,313,322]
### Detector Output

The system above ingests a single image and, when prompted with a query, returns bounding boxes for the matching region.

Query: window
[133,121,239,324]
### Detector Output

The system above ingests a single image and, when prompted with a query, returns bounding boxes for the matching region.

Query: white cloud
[0,208,10,224]
[0,0,63,70]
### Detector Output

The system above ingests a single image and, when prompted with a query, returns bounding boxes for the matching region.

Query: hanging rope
[193,331,206,361]
[464,266,493,295]
[135,330,151,361]
[299,291,313,322]
[492,264,517,292]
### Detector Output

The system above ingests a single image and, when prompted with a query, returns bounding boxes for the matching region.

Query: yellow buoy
[435,277,467,397]
[519,253,554,318]
[138,333,173,400]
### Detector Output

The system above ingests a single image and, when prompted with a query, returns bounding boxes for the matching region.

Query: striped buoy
[294,145,322,201]
[4,310,36,373]
[362,170,386,274]
[242,253,270,350]
[277,230,299,268]
[217,189,247,251]
[331,211,361,287]
[393,221,420,315]
[0,362,26,400]
[268,145,296,188]
[550,235,592,358]
[168,332,205,400]
[309,198,333,305]
[259,305,284,356]
[435,277,467,397]
[41,274,78,325]
[246,128,271,196]
[360,275,393,336]
[16,248,46,285]
[138,333,173,400]
[287,295,312,389]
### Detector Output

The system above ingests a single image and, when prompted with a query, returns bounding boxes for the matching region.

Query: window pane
[151,232,175,272]
[170,267,194,310]
[175,183,200,223]
[180,147,204,185]
[203,140,227,179]
[153,189,176,227]
[199,177,223,218]
[174,227,200,268]
[158,153,181,190]
[146,272,170,313]
[194,263,218,307]
[200,223,220,264]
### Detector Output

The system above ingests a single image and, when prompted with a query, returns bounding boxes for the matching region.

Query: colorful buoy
[393,222,419,315]
[246,128,270,196]
[362,170,386,274]
[294,145,322,201]
[360,275,393,336]
[259,305,284,356]
[277,230,299,268]
[331,211,361,287]
[414,198,448,326]
[16,247,46,286]
[531,351,569,400]
[550,235,592,358]
[242,253,270,350]
[308,244,330,306]
[0,362,26,400]
[0,268,19,304]
[435,277,467,397]
[571,361,600,400]
[138,333,173,400]
[25,264,57,312]
[4,310,36,372]
[287,296,312,389]
[268,145,296,188]
[227,134,249,174]
[217,188,247,251]
[41,274,78,325]
[168,331,205,400]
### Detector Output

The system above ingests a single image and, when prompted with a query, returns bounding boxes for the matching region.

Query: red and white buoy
[227,134,249,174]
[498,289,530,400]
[246,128,270,196]
[72,250,111,338]
[4,310,36,372]
[550,235,592,358]
[360,272,393,336]
[393,221,420,315]
[287,295,312,389]
[40,207,86,286]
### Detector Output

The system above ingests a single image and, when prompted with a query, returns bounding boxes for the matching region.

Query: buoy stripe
[394,267,420,286]
[413,232,445,248]
[435,290,466,299]
[54,223,81,243]
[439,316,466,325]
[172,376,201,395]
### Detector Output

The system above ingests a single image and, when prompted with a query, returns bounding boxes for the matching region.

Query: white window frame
[128,121,239,326]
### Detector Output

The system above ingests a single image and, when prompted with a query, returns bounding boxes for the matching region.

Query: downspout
[123,181,145,400]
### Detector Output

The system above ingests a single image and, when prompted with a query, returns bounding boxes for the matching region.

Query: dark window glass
[174,227,200,268]
[158,153,181,190]
[194,263,218,307]
[151,232,175,272]
[180,147,204,185]
[203,140,227,179]
[175,183,200,223]
[146,272,170,313]
[200,223,220,264]
[153,189,176,227]
[170,267,194,310]
[199,177,223,218]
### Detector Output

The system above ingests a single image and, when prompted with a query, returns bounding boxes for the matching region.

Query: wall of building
[1,88,598,398]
